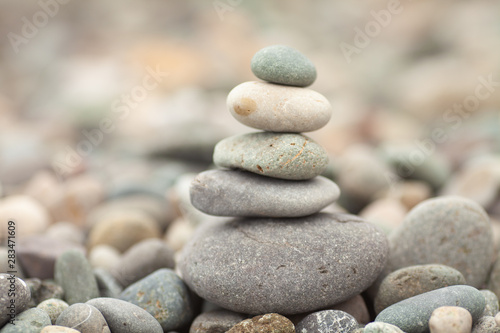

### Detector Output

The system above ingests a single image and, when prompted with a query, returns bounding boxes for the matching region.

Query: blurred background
[1,0,500,243]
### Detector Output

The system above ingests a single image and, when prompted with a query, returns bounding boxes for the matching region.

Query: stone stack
[180,45,389,315]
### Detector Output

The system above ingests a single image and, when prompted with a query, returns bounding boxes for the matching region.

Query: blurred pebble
[472,316,500,333]
[111,238,175,287]
[45,222,85,245]
[87,210,161,253]
[93,268,123,298]
[295,310,358,333]
[0,247,26,278]
[164,217,196,252]
[40,326,79,333]
[26,279,64,307]
[189,310,246,333]
[88,245,121,271]
[0,195,50,238]
[228,313,295,333]
[56,303,110,333]
[0,308,50,332]
[37,298,69,324]
[428,306,472,333]
[481,290,499,317]
[0,274,30,327]
[496,312,500,326]
[54,249,99,305]
[383,180,432,210]
[363,322,404,333]
[17,235,85,280]
[359,198,407,234]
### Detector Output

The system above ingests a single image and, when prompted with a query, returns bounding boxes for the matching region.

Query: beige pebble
[164,217,196,252]
[0,195,50,238]
[227,81,332,132]
[429,306,472,333]
[45,222,85,245]
[384,180,432,210]
[89,244,122,270]
[495,312,500,326]
[41,326,80,333]
[360,198,407,233]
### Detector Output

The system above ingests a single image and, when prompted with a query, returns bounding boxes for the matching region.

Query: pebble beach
[1,1,500,333]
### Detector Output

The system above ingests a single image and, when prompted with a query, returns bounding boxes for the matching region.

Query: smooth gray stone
[375,264,466,314]
[93,268,122,298]
[0,308,50,333]
[54,249,99,305]
[213,132,328,180]
[119,269,193,332]
[56,303,110,333]
[189,310,247,333]
[388,196,494,288]
[250,45,316,87]
[86,298,162,333]
[295,310,358,333]
[375,285,486,333]
[480,290,499,317]
[190,169,340,217]
[0,274,30,327]
[180,212,388,315]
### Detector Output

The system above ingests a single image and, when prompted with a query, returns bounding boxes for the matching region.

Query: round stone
[179,212,388,315]
[54,249,99,305]
[388,196,494,288]
[295,310,358,333]
[0,195,50,239]
[37,298,69,324]
[374,264,466,314]
[480,289,499,317]
[93,268,123,298]
[119,268,193,331]
[88,245,121,271]
[86,297,163,333]
[190,169,340,218]
[1,308,51,333]
[56,303,110,333]
[189,310,247,333]
[0,274,30,327]
[428,306,472,333]
[364,322,404,333]
[213,132,328,180]
[250,45,317,87]
[227,81,331,133]
[375,285,486,333]
[228,313,294,333]
[40,326,80,333]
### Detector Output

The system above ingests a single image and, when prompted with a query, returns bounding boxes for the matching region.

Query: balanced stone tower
[180,45,388,315]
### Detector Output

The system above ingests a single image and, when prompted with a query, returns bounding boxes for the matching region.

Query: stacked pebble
[180,45,389,317]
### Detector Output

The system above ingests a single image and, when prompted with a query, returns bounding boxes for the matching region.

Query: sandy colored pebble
[429,306,472,333]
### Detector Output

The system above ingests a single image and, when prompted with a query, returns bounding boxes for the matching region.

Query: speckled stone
[56,303,110,333]
[54,249,99,305]
[0,275,30,327]
[213,132,328,180]
[0,308,50,333]
[190,310,247,333]
[37,298,69,324]
[428,306,472,333]
[332,295,370,325]
[375,285,486,333]
[111,238,175,287]
[40,326,79,333]
[363,322,404,333]
[119,269,193,331]
[375,264,466,314]
[388,196,494,288]
[180,212,388,315]
[295,310,358,333]
[472,316,500,333]
[227,313,294,333]
[227,81,331,133]
[250,45,316,87]
[481,290,499,317]
[93,268,122,298]
[190,170,340,218]
[86,298,162,333]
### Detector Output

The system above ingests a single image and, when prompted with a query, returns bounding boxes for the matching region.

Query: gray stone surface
[375,264,466,314]
[480,289,499,317]
[26,279,64,307]
[93,268,122,298]
[189,310,246,333]
[111,238,175,287]
[56,303,110,333]
[227,81,331,133]
[86,298,162,333]
[375,285,486,333]
[0,274,30,327]
[119,269,193,332]
[363,322,404,333]
[388,196,494,288]
[250,45,316,87]
[180,212,388,315]
[190,169,340,218]
[54,249,99,305]
[227,313,294,333]
[36,298,69,325]
[295,310,358,333]
[213,132,328,180]
[0,308,50,333]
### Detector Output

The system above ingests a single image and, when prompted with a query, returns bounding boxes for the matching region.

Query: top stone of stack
[251,45,317,87]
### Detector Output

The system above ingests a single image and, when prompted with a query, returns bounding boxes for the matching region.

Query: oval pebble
[213,132,328,180]
[190,169,340,218]
[0,308,51,333]
[119,269,193,331]
[94,268,122,298]
[228,313,294,333]
[375,264,466,314]
[295,310,358,333]
[86,298,162,333]
[428,306,472,333]
[250,45,317,87]
[363,322,404,333]
[56,303,110,333]
[189,310,246,333]
[0,274,30,327]
[375,285,486,333]
[480,290,499,317]
[388,196,494,288]
[180,212,388,315]
[0,195,50,239]
[227,81,331,133]
[36,298,69,325]
[40,326,79,333]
